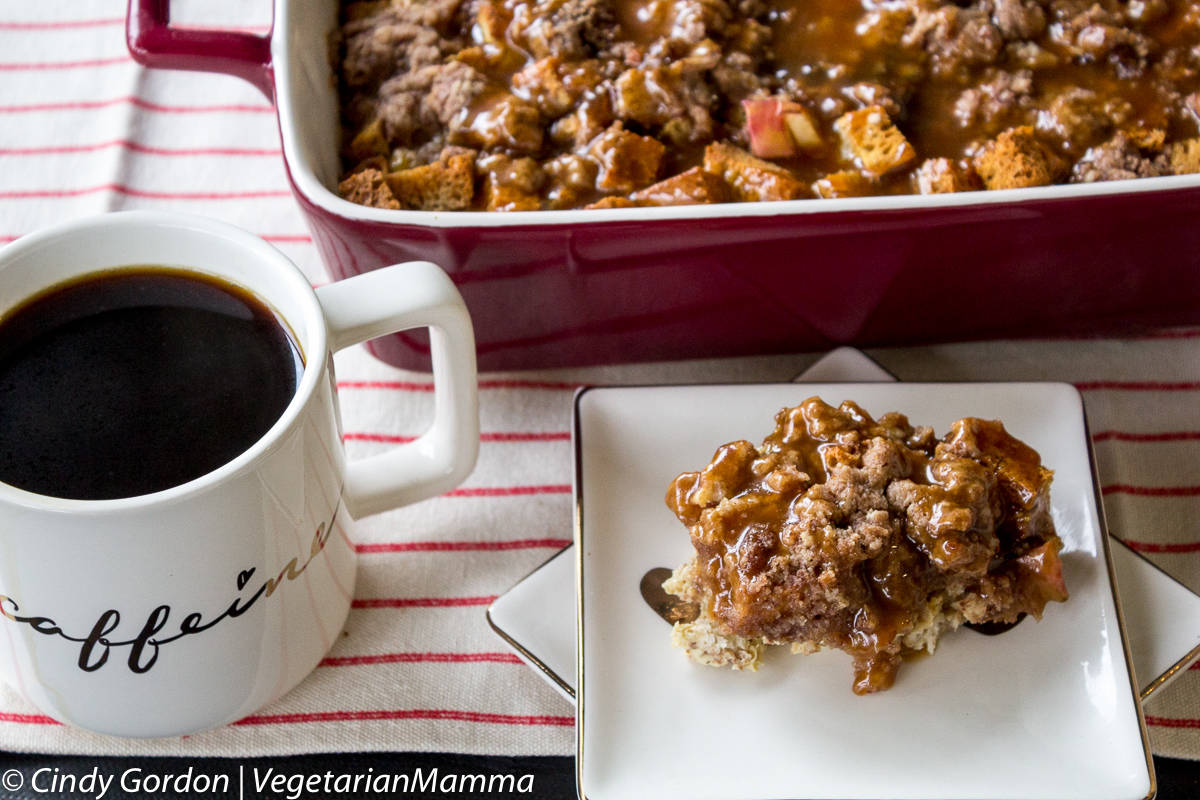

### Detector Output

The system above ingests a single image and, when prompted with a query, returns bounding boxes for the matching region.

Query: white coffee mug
[0,211,479,737]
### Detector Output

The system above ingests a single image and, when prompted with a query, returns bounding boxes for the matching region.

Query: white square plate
[576,381,1153,800]
[488,348,1200,706]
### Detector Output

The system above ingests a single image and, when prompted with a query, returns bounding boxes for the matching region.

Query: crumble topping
[664,396,1068,694]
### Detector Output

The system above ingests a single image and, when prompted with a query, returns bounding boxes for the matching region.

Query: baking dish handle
[125,0,274,100]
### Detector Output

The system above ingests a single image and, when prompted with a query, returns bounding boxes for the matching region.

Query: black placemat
[0,752,1193,799]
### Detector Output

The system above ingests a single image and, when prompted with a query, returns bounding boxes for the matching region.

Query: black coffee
[0,267,304,499]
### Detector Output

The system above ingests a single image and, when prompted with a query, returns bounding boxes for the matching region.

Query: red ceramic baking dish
[127,0,1200,371]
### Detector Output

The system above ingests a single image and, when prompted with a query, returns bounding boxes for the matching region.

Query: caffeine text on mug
[0,513,335,674]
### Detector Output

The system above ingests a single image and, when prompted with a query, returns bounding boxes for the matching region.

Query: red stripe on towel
[1145,716,1200,729]
[0,140,279,156]
[0,97,273,114]
[337,379,584,392]
[1101,484,1200,497]
[0,712,59,725]
[0,18,123,30]
[1120,540,1200,554]
[445,485,571,498]
[1093,431,1200,442]
[356,538,571,554]
[320,652,523,667]
[352,595,498,609]
[0,184,289,200]
[1076,380,1200,391]
[0,55,131,70]
[5,233,309,244]
[233,709,575,727]
[344,431,570,444]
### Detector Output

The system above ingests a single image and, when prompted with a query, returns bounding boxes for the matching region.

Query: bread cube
[585,196,637,209]
[454,45,525,77]
[1164,138,1200,174]
[631,167,729,206]
[551,93,614,149]
[811,170,877,199]
[458,93,543,153]
[544,153,599,209]
[974,126,1062,190]
[346,117,389,162]
[1126,126,1166,151]
[483,184,541,211]
[475,0,511,43]
[615,68,673,128]
[914,158,980,194]
[480,154,545,211]
[512,57,574,117]
[587,122,665,193]
[338,166,401,210]
[833,105,916,175]
[385,149,476,210]
[702,142,806,202]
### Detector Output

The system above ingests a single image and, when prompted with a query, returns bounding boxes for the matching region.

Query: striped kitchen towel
[0,0,1198,763]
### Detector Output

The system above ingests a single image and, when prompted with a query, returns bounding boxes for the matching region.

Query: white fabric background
[0,0,1198,762]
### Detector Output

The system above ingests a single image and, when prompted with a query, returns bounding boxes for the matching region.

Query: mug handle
[315,262,479,518]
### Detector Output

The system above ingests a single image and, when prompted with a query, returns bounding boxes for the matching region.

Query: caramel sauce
[666,398,1068,694]
[769,0,879,77]
[613,0,677,46]
[458,88,509,142]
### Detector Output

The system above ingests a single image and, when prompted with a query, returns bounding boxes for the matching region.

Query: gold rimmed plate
[575,379,1151,800]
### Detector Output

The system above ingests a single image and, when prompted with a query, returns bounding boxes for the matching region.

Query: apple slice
[743,98,798,158]
[784,107,822,150]
[743,98,823,158]
[1014,539,1069,617]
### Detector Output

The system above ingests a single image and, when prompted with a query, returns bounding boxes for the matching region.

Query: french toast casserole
[334,0,1200,210]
